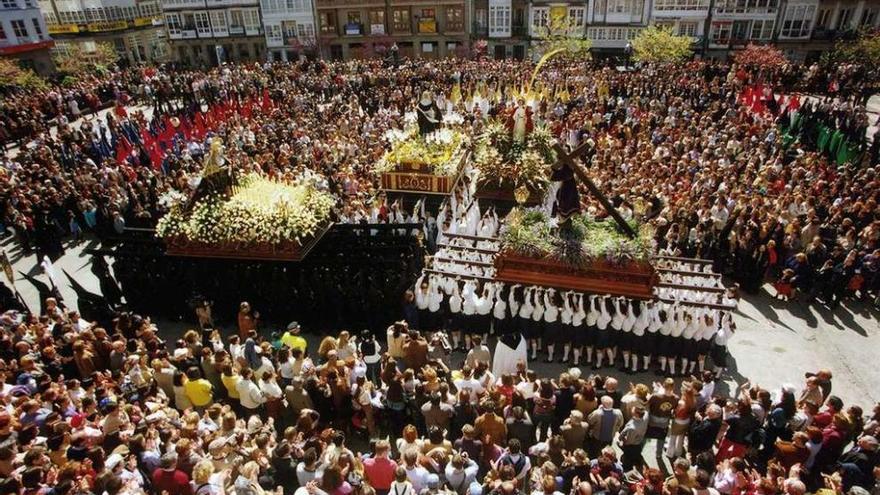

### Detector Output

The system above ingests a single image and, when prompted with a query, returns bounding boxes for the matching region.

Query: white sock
[573,349,581,365]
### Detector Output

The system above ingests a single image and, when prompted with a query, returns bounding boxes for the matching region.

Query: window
[532,7,548,32]
[0,24,5,39]
[814,8,831,29]
[780,4,814,37]
[347,11,361,24]
[283,21,296,39]
[194,11,210,35]
[266,23,282,43]
[421,8,434,18]
[714,0,777,14]
[653,0,708,10]
[31,18,42,37]
[568,7,585,30]
[446,6,463,31]
[1,0,18,9]
[474,8,486,28]
[860,7,878,27]
[587,27,606,39]
[608,0,626,13]
[368,10,384,34]
[654,20,674,29]
[678,21,696,36]
[11,19,28,38]
[392,8,410,32]
[749,19,773,39]
[210,10,227,34]
[489,4,510,36]
[836,8,852,29]
[229,10,244,28]
[710,22,731,43]
[165,12,181,34]
[319,11,336,34]
[242,9,259,32]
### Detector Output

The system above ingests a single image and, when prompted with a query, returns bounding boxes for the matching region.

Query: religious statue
[185,137,236,211]
[416,90,442,136]
[506,98,533,142]
[202,137,226,176]
[550,138,594,228]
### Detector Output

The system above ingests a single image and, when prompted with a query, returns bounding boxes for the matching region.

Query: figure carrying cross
[550,140,637,239]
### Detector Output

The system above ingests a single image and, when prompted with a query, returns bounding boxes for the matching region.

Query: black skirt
[418,308,432,332]
[639,332,658,355]
[595,326,611,349]
[658,335,676,357]
[476,313,492,335]
[446,311,463,331]
[462,312,479,334]
[710,343,728,367]
[547,320,568,345]
[493,315,510,336]
[524,318,544,339]
[577,324,595,346]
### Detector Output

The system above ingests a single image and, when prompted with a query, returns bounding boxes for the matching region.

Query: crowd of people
[0,300,877,495]
[1,57,878,306]
[0,54,878,495]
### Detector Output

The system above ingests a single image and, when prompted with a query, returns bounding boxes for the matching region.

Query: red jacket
[152,468,193,495]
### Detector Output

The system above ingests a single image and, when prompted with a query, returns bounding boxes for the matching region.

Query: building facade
[161,0,264,66]
[315,0,468,59]
[706,0,780,56]
[40,0,167,65]
[261,0,315,61]
[649,0,709,46]
[471,0,528,59]
[1,0,54,74]
[585,0,651,53]
[776,0,879,61]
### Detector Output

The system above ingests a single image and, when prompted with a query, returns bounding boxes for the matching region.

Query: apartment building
[161,0,264,66]
[777,0,879,61]
[649,0,710,44]
[261,0,315,61]
[585,0,650,53]
[1,0,54,74]
[315,0,468,59]
[40,0,167,65]
[706,0,779,55]
[472,0,528,59]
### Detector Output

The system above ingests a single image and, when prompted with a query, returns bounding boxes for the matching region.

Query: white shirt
[237,379,265,409]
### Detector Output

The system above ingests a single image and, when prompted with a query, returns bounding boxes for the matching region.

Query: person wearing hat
[281,321,307,353]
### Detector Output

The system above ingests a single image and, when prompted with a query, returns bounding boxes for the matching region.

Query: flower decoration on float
[472,121,555,193]
[156,173,335,246]
[375,127,468,176]
[500,209,652,268]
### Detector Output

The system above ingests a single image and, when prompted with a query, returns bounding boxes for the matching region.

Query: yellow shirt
[221,374,241,399]
[281,332,307,353]
[184,379,213,406]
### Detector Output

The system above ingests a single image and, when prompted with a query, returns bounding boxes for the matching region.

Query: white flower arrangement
[442,112,464,126]
[156,173,335,246]
[157,190,188,210]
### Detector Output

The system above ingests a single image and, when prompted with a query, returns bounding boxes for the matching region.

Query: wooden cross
[552,141,637,239]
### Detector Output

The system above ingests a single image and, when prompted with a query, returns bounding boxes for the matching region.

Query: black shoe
[559,357,569,364]
[654,369,665,376]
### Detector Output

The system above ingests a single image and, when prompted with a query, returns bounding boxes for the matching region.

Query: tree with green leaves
[0,59,48,91]
[825,29,880,77]
[631,25,693,64]
[531,14,592,62]
[53,42,119,77]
